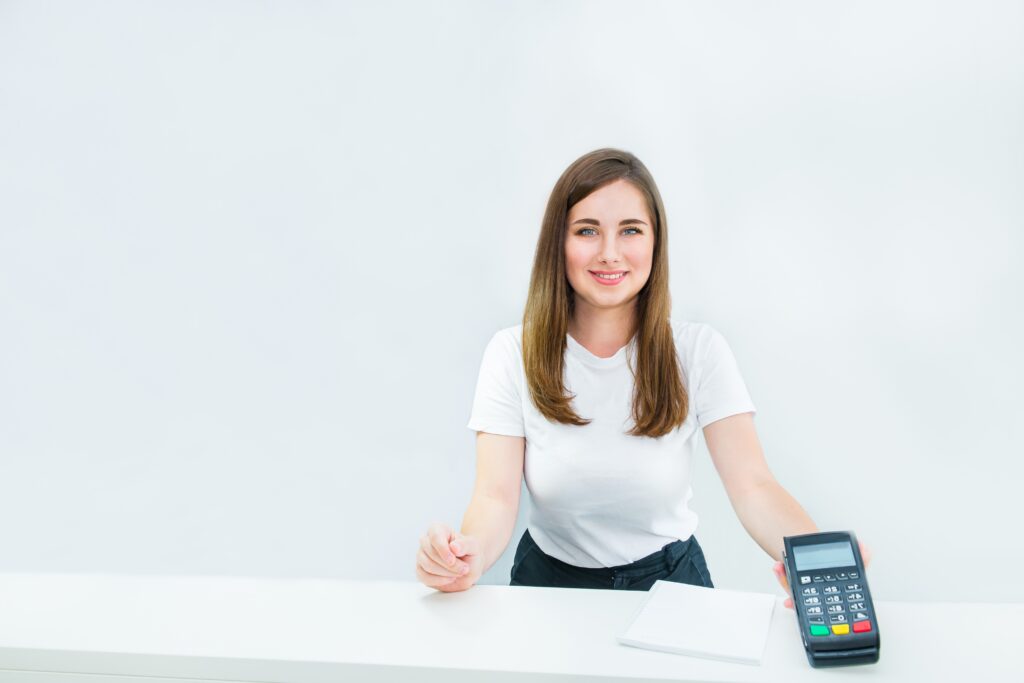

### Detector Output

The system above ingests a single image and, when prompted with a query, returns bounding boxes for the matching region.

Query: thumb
[773,562,791,591]
[449,534,477,557]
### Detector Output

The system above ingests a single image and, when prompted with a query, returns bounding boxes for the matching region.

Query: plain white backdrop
[1,0,1021,602]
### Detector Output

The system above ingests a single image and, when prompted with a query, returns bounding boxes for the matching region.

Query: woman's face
[564,178,655,315]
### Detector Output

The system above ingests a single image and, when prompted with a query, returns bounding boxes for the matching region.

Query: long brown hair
[521,148,688,438]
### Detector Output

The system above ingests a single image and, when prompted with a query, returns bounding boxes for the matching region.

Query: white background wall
[1,0,1021,602]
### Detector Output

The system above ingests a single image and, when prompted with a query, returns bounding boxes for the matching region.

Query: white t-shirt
[465,319,757,568]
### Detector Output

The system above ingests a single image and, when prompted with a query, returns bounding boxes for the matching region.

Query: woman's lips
[589,271,628,286]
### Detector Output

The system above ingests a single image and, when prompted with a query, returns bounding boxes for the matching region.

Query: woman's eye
[576,227,643,236]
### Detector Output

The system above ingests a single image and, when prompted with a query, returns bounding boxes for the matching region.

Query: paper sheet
[617,579,777,665]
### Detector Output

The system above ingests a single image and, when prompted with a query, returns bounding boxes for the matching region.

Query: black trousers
[509,528,714,591]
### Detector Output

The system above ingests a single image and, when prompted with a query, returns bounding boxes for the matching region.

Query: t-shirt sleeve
[465,330,526,437]
[693,325,757,428]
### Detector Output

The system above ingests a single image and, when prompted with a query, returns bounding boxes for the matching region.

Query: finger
[428,525,458,566]
[421,533,457,569]
[784,597,794,609]
[772,561,789,589]
[416,562,454,585]
[419,548,460,581]
[418,548,466,578]
[450,534,476,558]
[858,540,873,568]
[420,536,470,574]
[415,563,457,588]
[419,534,444,568]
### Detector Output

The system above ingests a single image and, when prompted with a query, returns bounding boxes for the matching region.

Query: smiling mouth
[589,270,628,280]
[588,270,628,287]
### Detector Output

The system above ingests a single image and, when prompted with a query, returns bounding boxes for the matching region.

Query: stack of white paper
[617,579,777,665]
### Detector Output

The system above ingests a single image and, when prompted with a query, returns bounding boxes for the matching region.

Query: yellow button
[831,624,850,635]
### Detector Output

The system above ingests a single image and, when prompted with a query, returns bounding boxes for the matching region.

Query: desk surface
[0,573,1019,682]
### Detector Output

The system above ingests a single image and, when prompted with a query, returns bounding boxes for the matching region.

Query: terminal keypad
[798,570,872,637]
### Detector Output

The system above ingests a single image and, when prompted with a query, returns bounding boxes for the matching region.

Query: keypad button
[832,624,851,635]
[830,614,848,623]
[845,583,861,592]
[812,575,823,583]
[849,571,859,579]
[808,617,825,625]
[825,595,841,604]
[809,625,830,636]
[837,572,848,580]
[807,606,823,615]
[824,574,835,581]
[854,611,869,620]
[827,605,845,614]
[824,585,840,594]
[801,587,818,596]
[800,575,811,584]
[804,597,820,605]
[849,601,866,611]
[847,592,864,601]
[853,620,872,633]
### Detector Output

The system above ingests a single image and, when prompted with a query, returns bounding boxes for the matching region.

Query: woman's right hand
[416,522,484,592]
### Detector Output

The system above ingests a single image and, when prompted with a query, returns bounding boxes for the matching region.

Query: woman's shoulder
[494,323,524,348]
[669,318,733,362]
[478,324,524,366]
[670,317,718,345]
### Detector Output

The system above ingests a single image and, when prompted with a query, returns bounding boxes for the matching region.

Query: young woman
[415,148,870,603]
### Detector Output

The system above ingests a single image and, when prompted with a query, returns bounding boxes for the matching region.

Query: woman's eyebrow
[571,218,648,226]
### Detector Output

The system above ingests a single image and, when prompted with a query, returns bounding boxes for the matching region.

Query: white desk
[0,573,1018,682]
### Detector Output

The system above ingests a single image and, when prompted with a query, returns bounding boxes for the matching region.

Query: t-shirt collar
[565,332,636,368]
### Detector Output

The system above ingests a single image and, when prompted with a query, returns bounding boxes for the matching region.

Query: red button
[853,620,872,633]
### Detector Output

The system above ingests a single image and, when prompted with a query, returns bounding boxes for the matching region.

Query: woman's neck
[567,303,637,357]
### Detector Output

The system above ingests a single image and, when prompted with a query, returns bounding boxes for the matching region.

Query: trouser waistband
[525,529,694,578]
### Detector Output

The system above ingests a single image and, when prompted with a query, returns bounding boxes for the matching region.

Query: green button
[809,625,830,636]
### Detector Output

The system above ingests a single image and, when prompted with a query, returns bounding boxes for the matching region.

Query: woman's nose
[600,243,621,263]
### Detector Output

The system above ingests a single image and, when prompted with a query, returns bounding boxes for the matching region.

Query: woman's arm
[702,412,817,561]
[460,432,525,572]
[704,412,872,608]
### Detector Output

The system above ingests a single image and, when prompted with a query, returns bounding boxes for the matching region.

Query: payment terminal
[782,531,880,667]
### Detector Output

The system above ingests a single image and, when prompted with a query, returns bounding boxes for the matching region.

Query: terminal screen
[793,541,856,571]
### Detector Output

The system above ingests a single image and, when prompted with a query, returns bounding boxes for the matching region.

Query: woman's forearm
[729,481,817,561]
[459,492,520,573]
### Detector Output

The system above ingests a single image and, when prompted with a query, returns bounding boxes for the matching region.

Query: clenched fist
[416,522,485,593]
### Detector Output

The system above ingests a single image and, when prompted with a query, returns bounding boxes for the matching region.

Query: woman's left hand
[772,539,873,609]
